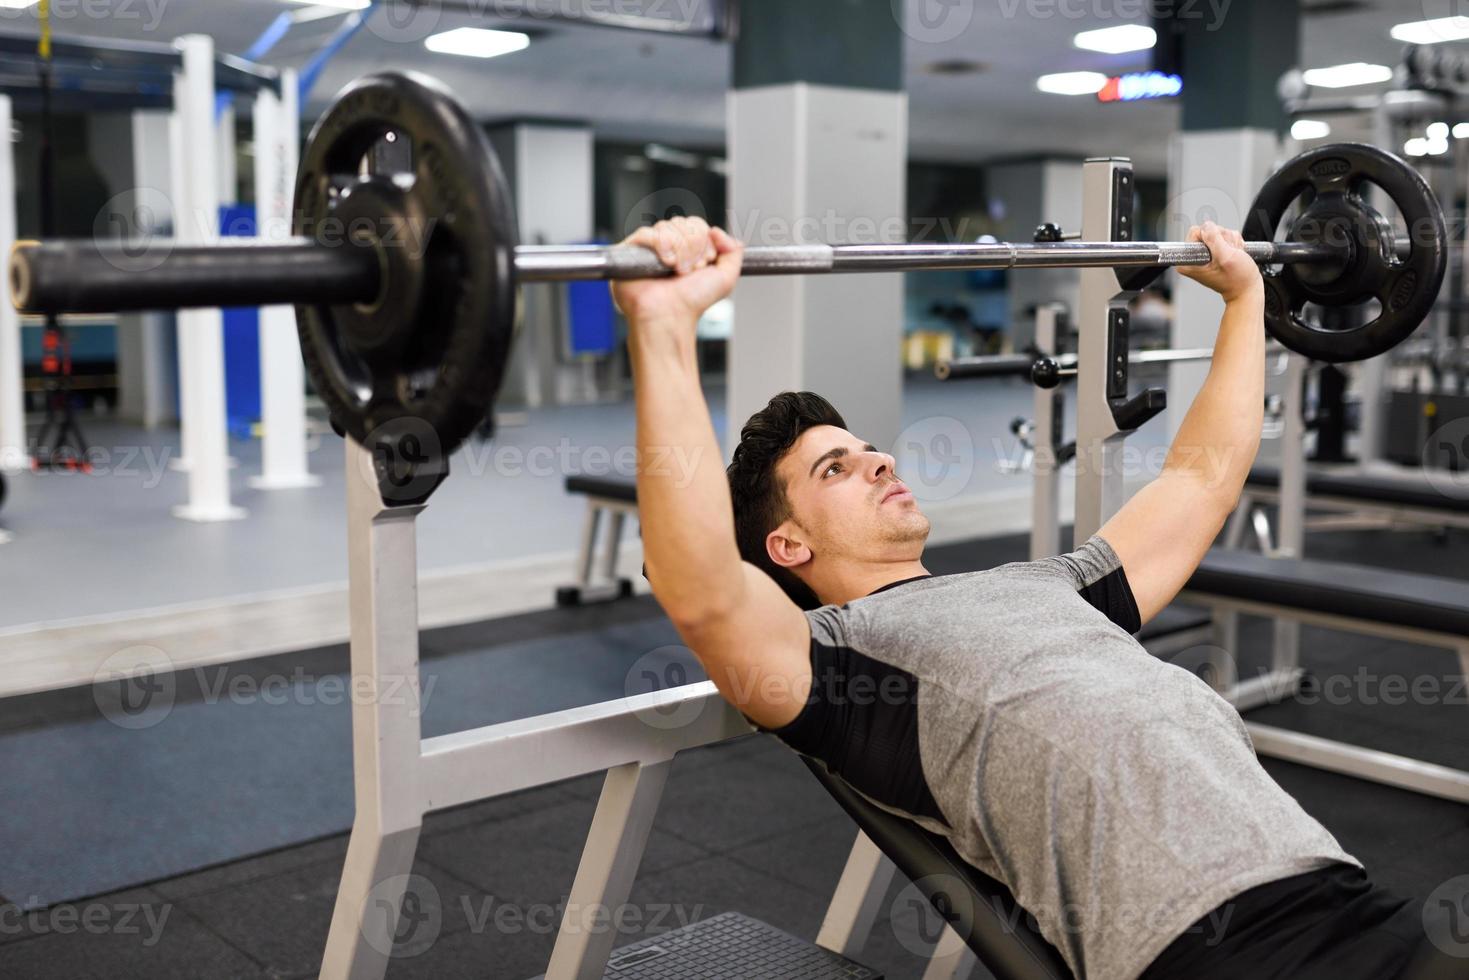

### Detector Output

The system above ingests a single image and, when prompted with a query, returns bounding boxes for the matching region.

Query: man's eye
[823,462,841,478]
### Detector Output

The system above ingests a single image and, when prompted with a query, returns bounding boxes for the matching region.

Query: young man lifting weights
[614,215,1458,980]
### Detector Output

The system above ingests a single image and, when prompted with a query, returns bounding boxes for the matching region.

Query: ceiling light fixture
[1073,24,1157,53]
[1390,17,1469,44]
[1301,62,1393,88]
[424,27,531,59]
[1036,71,1108,95]
[283,0,371,10]
[1290,119,1330,140]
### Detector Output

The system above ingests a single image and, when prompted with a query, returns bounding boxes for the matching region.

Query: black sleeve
[762,638,947,825]
[1077,564,1143,635]
[1041,537,1143,634]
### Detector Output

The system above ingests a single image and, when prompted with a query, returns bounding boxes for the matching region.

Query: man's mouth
[881,484,913,504]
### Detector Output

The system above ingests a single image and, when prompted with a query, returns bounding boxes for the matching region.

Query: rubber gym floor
[1,520,1465,979]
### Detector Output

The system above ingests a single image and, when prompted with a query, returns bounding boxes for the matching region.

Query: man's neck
[818,560,931,607]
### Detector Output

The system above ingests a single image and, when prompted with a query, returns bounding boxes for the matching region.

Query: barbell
[6,71,1449,486]
[936,347,1222,384]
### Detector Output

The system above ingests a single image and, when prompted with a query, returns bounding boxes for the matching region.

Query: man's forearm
[1165,286,1266,504]
[631,323,744,623]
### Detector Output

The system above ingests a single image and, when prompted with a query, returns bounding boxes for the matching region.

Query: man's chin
[885,508,930,540]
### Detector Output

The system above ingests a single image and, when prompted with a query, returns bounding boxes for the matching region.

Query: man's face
[769,425,931,573]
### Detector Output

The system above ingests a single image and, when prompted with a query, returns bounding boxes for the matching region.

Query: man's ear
[766,522,812,572]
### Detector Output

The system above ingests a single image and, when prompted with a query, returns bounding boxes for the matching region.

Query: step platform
[532,911,882,979]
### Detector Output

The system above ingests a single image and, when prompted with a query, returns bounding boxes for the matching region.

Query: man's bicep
[678,563,813,729]
[1098,471,1231,625]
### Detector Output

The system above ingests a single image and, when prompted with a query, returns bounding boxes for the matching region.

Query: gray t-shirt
[769,535,1357,980]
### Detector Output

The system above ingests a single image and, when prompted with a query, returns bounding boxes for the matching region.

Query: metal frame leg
[920,927,978,980]
[601,510,627,584]
[816,833,898,958]
[324,827,424,977]
[1210,609,1241,693]
[1185,591,1469,803]
[321,439,429,979]
[1209,594,1307,711]
[1251,507,1278,555]
[578,503,604,589]
[561,499,636,605]
[545,761,672,980]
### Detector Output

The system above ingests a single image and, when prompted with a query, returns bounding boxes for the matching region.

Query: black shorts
[1140,863,1466,980]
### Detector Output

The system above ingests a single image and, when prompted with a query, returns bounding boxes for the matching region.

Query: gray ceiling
[18,0,1461,175]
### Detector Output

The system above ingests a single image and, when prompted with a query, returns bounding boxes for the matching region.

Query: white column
[0,95,24,470]
[216,101,237,207]
[986,159,1082,352]
[1165,129,1279,441]
[727,83,907,452]
[493,123,593,408]
[167,110,195,464]
[171,35,244,522]
[1356,105,1397,467]
[250,69,318,490]
[116,110,176,429]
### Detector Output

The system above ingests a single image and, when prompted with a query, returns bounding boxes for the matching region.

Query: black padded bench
[559,476,640,606]
[1230,463,1469,553]
[566,474,638,505]
[806,759,1073,980]
[1181,548,1469,805]
[1191,548,1469,637]
[1245,463,1469,512]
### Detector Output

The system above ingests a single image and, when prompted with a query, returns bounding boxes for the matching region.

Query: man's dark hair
[727,391,846,610]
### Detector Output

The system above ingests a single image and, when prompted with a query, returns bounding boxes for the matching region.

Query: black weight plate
[1243,142,1445,363]
[294,71,518,489]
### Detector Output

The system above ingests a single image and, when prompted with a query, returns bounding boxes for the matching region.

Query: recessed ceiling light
[1073,24,1156,54]
[425,27,531,59]
[1454,123,1469,139]
[1301,62,1392,88]
[1036,71,1108,96]
[1290,119,1330,140]
[1391,16,1469,44]
[1404,137,1429,156]
[1428,121,1450,140]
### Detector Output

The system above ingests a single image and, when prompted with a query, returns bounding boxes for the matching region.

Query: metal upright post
[1356,100,1397,469]
[1073,158,1135,543]
[320,441,428,979]
[1270,354,1309,676]
[1030,303,1065,559]
[0,94,22,472]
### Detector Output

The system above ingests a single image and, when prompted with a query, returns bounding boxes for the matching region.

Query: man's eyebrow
[807,444,878,478]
